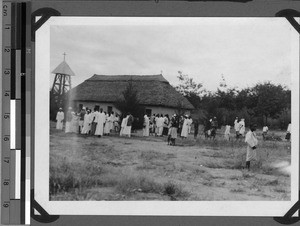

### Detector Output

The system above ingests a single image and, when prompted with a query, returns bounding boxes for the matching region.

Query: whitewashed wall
[72,101,191,116]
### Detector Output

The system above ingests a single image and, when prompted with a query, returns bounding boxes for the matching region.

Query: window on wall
[145,109,152,116]
[107,106,112,114]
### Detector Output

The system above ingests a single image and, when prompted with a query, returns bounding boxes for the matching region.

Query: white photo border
[35,17,299,216]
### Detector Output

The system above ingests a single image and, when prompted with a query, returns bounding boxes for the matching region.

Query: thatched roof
[68,74,194,110]
[52,61,75,76]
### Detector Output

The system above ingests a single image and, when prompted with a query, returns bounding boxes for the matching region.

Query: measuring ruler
[2,1,31,225]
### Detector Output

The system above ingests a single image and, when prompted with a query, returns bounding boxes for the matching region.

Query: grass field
[49,122,291,201]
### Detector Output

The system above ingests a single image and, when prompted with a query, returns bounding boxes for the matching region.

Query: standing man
[124,112,134,137]
[245,124,258,171]
[90,107,97,135]
[239,118,246,137]
[78,107,86,134]
[181,115,189,139]
[143,114,150,137]
[168,114,179,146]
[262,125,269,140]
[56,107,64,130]
[234,117,240,139]
[211,117,218,138]
[95,108,105,137]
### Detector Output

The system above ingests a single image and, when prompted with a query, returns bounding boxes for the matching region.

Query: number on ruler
[3,181,9,186]
[4,70,10,75]
[4,48,10,52]
[3,113,9,119]
[4,92,10,97]
[3,136,9,142]
[3,5,8,16]
[3,203,9,208]
[4,159,9,164]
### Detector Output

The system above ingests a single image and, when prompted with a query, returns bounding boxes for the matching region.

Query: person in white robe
[95,109,106,137]
[56,108,64,130]
[114,114,120,132]
[104,113,112,135]
[120,114,128,136]
[157,114,164,136]
[234,117,240,138]
[110,112,115,132]
[143,114,150,137]
[181,115,189,138]
[239,118,245,137]
[245,124,258,171]
[81,110,92,134]
[65,107,73,133]
[224,125,231,141]
[123,113,133,137]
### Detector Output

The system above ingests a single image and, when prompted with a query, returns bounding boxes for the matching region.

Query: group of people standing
[141,114,194,145]
[56,107,121,137]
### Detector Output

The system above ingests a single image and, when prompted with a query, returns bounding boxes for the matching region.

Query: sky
[50,17,295,92]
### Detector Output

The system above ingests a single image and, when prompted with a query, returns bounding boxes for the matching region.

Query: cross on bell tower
[50,53,75,118]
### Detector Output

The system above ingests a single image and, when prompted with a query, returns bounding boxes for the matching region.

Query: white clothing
[181,118,189,138]
[120,117,127,136]
[239,120,245,136]
[122,116,131,137]
[157,117,164,136]
[287,123,291,133]
[224,125,231,140]
[245,130,258,161]
[143,115,150,137]
[56,111,64,130]
[81,114,92,134]
[234,119,239,132]
[95,112,106,136]
[104,116,112,134]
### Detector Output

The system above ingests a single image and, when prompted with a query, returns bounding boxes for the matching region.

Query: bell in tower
[50,53,75,120]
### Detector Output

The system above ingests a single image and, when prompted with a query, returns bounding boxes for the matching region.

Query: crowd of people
[55,107,292,171]
[56,106,123,137]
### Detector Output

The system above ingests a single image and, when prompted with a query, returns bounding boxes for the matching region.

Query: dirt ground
[50,122,291,201]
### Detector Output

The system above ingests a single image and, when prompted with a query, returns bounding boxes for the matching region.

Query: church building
[67,74,194,116]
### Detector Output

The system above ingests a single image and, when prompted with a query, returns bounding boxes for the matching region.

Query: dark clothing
[79,110,86,121]
[211,120,218,129]
[194,122,199,137]
[127,115,134,126]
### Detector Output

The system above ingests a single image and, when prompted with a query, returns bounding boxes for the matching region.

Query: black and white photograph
[35,17,299,216]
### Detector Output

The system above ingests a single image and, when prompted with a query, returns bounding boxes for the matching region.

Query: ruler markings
[9,150,16,199]
[2,2,11,225]
[15,50,21,99]
[15,149,21,199]
[10,99,16,150]
[20,2,27,224]
[16,100,21,149]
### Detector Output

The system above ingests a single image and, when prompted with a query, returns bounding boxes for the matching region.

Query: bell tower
[50,53,75,107]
